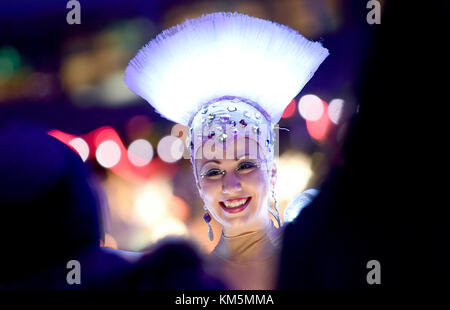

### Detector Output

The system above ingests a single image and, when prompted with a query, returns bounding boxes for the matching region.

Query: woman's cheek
[252,171,270,212]
[248,170,270,192]
[200,182,221,213]
[200,181,217,199]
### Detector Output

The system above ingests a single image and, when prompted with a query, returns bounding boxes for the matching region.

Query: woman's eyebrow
[236,153,257,160]
[200,159,221,169]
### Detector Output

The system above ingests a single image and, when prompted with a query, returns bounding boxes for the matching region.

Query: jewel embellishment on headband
[220,115,230,123]
[218,133,228,142]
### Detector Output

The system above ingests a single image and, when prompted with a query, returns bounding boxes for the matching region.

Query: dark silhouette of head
[278,1,449,289]
[0,121,102,288]
[130,236,226,289]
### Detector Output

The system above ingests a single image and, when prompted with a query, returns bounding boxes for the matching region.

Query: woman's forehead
[195,136,265,162]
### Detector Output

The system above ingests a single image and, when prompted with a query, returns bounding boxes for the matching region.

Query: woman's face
[195,137,275,236]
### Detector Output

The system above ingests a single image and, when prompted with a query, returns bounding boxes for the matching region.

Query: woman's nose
[221,171,242,194]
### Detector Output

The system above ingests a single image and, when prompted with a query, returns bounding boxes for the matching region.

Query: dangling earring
[203,206,214,241]
[269,189,282,228]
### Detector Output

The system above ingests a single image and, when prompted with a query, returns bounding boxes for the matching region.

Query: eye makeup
[200,159,262,180]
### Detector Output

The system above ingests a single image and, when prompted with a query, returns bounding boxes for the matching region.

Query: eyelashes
[200,161,261,180]
[236,161,259,171]
[202,168,225,178]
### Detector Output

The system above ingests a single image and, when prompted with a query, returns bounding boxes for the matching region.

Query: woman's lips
[219,197,251,214]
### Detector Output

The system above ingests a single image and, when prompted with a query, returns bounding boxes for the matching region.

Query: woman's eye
[203,169,223,178]
[236,161,258,172]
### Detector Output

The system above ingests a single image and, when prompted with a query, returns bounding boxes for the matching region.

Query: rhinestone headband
[187,96,275,161]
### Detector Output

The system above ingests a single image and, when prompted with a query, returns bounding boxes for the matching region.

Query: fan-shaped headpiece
[125,12,329,159]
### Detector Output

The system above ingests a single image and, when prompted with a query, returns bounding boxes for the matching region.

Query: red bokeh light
[306,99,331,141]
[48,127,177,184]
[281,98,296,119]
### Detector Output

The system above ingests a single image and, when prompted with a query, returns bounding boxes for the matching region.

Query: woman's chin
[220,213,254,229]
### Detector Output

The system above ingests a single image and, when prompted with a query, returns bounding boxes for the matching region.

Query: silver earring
[203,206,214,241]
[269,189,282,228]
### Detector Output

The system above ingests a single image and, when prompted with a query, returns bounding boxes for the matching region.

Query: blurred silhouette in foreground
[0,122,225,289]
[0,121,132,289]
[278,1,449,289]
[129,237,225,289]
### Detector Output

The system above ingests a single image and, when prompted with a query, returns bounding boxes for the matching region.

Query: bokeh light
[68,137,90,162]
[96,140,122,168]
[306,99,331,141]
[126,115,153,140]
[157,135,184,163]
[276,151,313,203]
[128,139,153,166]
[328,98,345,124]
[150,217,189,242]
[298,94,324,121]
[281,98,297,119]
[133,185,168,227]
[0,45,21,80]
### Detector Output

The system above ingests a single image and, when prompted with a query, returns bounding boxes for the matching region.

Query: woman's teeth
[222,198,248,208]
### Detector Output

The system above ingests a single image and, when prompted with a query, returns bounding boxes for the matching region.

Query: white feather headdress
[124,12,329,126]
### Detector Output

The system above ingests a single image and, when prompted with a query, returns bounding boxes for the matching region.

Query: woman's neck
[222,216,272,238]
[213,219,281,262]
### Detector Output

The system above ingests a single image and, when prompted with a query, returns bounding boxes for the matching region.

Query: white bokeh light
[132,181,172,227]
[328,98,345,124]
[151,217,188,242]
[68,137,89,162]
[157,136,184,163]
[276,151,313,202]
[128,139,153,166]
[96,140,121,168]
[298,94,324,121]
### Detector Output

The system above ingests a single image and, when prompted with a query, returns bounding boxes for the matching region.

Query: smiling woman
[124,12,328,289]
[195,137,281,289]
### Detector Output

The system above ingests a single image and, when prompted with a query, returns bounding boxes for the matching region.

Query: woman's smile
[219,197,251,214]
